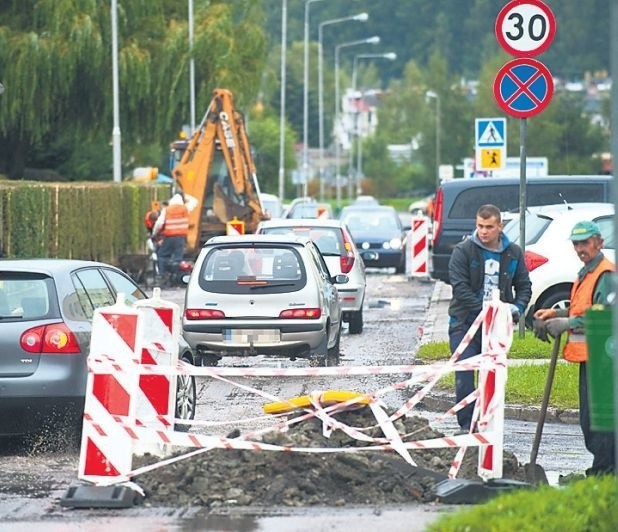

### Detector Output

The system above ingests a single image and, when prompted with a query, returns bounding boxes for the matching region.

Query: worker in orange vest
[152,192,198,279]
[534,220,615,476]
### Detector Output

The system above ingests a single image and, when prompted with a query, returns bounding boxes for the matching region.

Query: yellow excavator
[170,88,267,254]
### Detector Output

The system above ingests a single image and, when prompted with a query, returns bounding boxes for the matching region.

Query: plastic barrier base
[435,478,532,504]
[60,484,144,508]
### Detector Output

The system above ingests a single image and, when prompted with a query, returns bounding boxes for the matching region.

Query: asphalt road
[0,269,594,530]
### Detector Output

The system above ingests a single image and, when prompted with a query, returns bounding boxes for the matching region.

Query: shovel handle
[529,333,562,465]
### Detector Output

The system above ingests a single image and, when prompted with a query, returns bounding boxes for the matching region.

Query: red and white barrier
[75,294,510,487]
[78,289,179,485]
[409,213,429,277]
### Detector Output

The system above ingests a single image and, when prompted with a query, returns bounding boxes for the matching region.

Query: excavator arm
[172,88,266,253]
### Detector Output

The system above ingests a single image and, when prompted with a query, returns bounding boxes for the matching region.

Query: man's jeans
[157,235,185,276]
[448,319,482,430]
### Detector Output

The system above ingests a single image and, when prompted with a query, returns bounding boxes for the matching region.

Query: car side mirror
[332,274,349,285]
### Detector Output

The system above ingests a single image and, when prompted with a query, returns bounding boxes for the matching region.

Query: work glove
[545,317,569,338]
[533,319,550,343]
[509,304,521,324]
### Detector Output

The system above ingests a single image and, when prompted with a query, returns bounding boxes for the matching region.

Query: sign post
[494,0,556,339]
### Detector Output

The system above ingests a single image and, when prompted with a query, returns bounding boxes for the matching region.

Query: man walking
[448,204,531,432]
[152,192,198,281]
[534,220,615,475]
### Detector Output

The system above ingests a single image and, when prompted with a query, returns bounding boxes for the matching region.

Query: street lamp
[334,36,380,209]
[426,90,441,191]
[111,0,122,183]
[278,0,287,203]
[318,12,368,200]
[302,0,325,198]
[351,52,397,195]
[188,0,196,132]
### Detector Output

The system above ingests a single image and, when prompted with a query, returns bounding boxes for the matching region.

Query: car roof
[340,205,396,213]
[520,202,614,215]
[204,234,310,247]
[440,175,612,192]
[258,218,345,229]
[0,258,112,274]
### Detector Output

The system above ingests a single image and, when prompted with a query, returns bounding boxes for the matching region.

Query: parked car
[284,197,333,219]
[259,192,284,219]
[352,195,380,206]
[182,235,347,366]
[431,175,613,283]
[502,203,615,324]
[339,205,406,273]
[0,259,196,442]
[256,218,366,334]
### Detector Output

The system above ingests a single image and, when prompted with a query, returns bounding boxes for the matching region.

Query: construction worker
[144,201,165,237]
[152,192,198,280]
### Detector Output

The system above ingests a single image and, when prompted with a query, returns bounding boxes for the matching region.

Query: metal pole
[318,27,325,201]
[518,118,527,338]
[188,0,196,132]
[278,0,287,203]
[111,0,122,183]
[610,0,618,473]
[335,45,342,210]
[435,94,440,190]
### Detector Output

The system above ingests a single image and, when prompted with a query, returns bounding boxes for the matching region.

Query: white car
[259,192,284,218]
[182,235,346,366]
[257,218,367,334]
[503,203,614,323]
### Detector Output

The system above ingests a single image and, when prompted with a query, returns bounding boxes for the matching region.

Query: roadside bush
[428,475,618,531]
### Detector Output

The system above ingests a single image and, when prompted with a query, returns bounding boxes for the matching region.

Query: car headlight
[384,238,402,250]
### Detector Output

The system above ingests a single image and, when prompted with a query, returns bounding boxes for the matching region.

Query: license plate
[224,329,280,345]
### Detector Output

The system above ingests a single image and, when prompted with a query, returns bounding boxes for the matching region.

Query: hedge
[0,181,170,265]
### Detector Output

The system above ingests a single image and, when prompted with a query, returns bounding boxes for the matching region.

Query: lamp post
[302,0,325,198]
[351,52,396,195]
[278,0,287,203]
[188,0,196,132]
[111,0,121,183]
[426,90,441,191]
[318,12,368,200]
[334,36,380,209]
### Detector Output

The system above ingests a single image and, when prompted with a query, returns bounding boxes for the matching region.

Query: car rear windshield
[0,274,55,320]
[503,213,552,245]
[260,226,344,256]
[198,245,307,294]
[341,210,401,235]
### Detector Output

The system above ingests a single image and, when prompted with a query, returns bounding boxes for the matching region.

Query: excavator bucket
[212,183,253,225]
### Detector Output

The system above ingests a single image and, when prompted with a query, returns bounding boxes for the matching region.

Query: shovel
[524,333,562,485]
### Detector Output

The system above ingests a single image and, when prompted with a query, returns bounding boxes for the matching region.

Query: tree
[0,0,267,179]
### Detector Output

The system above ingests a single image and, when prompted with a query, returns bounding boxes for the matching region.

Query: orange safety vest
[563,256,614,363]
[162,204,189,237]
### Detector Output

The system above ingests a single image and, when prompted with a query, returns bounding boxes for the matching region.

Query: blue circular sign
[493,57,553,118]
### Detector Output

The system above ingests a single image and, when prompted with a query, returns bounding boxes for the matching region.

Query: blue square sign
[475,118,506,148]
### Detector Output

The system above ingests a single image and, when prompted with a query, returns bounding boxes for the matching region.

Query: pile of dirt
[137,407,526,508]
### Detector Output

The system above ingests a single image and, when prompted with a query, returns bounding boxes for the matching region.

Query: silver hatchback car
[256,218,366,334]
[182,235,347,366]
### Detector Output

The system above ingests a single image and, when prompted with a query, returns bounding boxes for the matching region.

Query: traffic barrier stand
[408,212,429,278]
[61,289,180,508]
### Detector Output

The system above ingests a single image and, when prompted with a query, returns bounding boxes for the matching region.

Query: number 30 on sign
[495,0,556,58]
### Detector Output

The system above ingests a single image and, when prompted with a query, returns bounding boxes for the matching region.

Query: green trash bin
[584,308,615,432]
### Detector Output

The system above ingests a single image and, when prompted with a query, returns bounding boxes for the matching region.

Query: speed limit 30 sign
[495,0,556,57]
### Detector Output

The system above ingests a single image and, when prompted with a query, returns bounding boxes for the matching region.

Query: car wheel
[327,323,342,364]
[537,286,571,314]
[175,355,196,432]
[395,257,406,274]
[348,308,363,335]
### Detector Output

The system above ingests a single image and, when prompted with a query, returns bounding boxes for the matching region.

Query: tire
[174,355,197,432]
[527,285,571,328]
[327,322,342,364]
[395,257,406,274]
[348,308,363,335]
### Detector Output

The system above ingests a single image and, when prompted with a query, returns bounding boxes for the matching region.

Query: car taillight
[524,251,549,272]
[339,229,356,274]
[179,260,194,272]
[279,308,322,319]
[432,187,444,243]
[185,309,225,320]
[20,323,81,354]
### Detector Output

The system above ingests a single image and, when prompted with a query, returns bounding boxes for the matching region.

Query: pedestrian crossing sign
[475,118,506,148]
[476,146,506,171]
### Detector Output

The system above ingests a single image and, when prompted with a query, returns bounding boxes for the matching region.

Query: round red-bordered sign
[495,0,556,57]
[493,57,553,118]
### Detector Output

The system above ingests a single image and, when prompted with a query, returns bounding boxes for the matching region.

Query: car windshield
[503,212,552,246]
[199,245,307,294]
[0,275,52,320]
